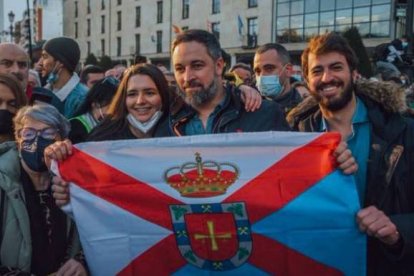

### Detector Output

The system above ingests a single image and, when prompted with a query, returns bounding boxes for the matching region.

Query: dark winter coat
[287,80,414,276]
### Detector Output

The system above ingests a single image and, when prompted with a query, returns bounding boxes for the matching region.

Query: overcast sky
[2,0,33,29]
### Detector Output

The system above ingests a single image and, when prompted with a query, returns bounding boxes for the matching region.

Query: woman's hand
[44,139,73,169]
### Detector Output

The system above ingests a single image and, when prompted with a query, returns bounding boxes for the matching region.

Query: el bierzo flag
[55,131,366,276]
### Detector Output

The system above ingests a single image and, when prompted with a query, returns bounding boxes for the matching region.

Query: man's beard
[177,76,219,108]
[311,79,354,112]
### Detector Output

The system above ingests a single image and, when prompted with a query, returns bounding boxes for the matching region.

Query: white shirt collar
[53,73,80,101]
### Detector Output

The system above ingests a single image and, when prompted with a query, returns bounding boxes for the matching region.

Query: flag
[238,15,244,36]
[56,132,366,276]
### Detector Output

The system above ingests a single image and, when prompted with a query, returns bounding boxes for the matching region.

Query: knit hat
[43,37,80,72]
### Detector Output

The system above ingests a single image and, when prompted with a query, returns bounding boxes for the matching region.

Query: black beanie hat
[43,37,80,72]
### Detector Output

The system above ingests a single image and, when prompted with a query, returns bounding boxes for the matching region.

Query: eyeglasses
[18,127,58,141]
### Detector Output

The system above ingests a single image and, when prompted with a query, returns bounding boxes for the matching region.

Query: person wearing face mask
[85,63,170,141]
[38,37,88,118]
[0,73,28,143]
[0,104,87,275]
[254,43,303,114]
[69,76,119,143]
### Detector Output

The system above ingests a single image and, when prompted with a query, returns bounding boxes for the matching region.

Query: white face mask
[127,111,163,134]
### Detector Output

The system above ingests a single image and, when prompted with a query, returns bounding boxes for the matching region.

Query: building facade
[33,0,64,42]
[62,0,413,67]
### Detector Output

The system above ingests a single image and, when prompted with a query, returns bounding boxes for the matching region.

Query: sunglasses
[18,127,59,141]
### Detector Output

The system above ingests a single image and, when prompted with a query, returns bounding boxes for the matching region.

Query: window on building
[156,31,162,53]
[212,22,220,40]
[248,0,258,8]
[75,1,78,17]
[101,39,105,56]
[117,11,122,31]
[247,17,258,47]
[275,0,392,43]
[117,0,122,5]
[87,41,91,55]
[87,19,91,36]
[117,37,122,56]
[87,0,91,14]
[212,0,220,14]
[101,15,105,33]
[182,0,189,19]
[74,22,78,38]
[135,34,141,54]
[101,0,105,9]
[157,1,163,23]
[136,6,141,27]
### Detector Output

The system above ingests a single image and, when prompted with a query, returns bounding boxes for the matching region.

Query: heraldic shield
[169,202,252,271]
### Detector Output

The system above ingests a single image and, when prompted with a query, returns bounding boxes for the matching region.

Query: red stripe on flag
[118,235,186,276]
[224,132,340,223]
[59,148,182,230]
[249,233,343,275]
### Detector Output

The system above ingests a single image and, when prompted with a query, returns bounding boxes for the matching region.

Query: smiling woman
[87,63,171,141]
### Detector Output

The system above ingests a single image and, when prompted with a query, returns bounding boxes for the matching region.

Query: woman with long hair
[87,63,170,141]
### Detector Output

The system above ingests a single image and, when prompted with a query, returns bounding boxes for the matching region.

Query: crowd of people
[0,28,413,276]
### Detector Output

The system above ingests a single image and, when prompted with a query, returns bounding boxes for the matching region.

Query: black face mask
[20,136,55,172]
[0,109,14,135]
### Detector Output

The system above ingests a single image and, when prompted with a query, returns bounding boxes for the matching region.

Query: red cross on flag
[55,131,366,276]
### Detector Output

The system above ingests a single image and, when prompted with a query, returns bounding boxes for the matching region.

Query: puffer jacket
[287,80,414,276]
[0,141,82,273]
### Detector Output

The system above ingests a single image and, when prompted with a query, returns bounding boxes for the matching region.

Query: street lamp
[8,11,15,42]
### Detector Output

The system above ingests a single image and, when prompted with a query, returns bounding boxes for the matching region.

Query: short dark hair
[134,54,148,64]
[301,32,358,81]
[172,29,222,61]
[256,43,291,64]
[73,77,119,116]
[80,65,104,84]
[230,63,252,73]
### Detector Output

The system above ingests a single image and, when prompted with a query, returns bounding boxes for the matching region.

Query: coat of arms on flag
[55,131,366,276]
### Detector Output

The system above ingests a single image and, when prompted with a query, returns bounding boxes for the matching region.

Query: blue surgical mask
[292,74,303,82]
[402,41,408,49]
[256,75,283,98]
[47,63,60,85]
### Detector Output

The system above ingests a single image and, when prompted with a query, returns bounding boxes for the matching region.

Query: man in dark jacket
[170,29,290,135]
[287,32,414,276]
[253,43,302,114]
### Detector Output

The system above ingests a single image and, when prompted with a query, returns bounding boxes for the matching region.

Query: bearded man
[287,32,414,276]
[169,29,290,135]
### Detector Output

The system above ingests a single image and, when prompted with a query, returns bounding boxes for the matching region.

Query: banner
[56,132,366,276]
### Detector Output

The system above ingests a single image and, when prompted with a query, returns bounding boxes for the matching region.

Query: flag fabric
[55,131,366,276]
[238,15,244,36]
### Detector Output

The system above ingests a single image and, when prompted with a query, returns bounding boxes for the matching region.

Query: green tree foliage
[99,55,113,71]
[342,27,373,78]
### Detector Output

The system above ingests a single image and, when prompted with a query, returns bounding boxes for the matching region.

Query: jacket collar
[287,79,408,127]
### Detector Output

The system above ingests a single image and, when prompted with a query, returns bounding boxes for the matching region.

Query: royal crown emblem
[164,153,239,198]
